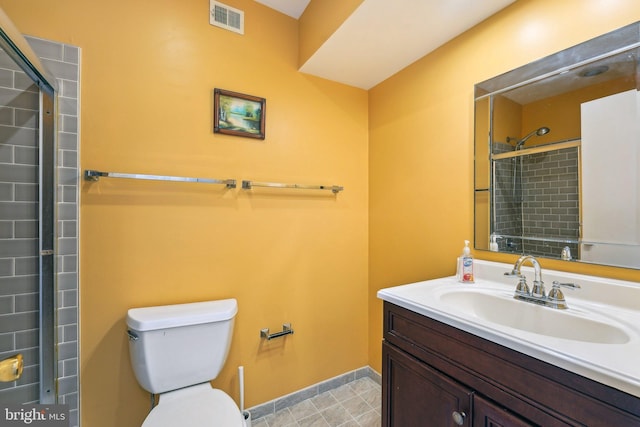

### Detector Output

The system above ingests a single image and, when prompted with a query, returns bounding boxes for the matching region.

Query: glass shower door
[0,31,56,404]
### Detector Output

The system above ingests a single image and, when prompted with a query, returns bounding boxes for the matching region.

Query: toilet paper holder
[260,323,294,340]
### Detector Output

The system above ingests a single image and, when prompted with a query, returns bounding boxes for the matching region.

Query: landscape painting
[214,88,266,139]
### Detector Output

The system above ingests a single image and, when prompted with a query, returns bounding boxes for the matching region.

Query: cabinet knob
[452,410,466,425]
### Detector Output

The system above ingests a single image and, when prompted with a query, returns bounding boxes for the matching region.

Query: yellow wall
[368,0,640,373]
[0,1,368,426]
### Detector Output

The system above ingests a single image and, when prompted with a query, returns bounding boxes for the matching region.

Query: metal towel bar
[84,169,237,188]
[260,323,294,340]
[242,180,343,194]
[84,170,343,193]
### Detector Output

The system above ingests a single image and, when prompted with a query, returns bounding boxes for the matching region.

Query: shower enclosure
[0,9,80,424]
[492,140,580,259]
[0,11,57,405]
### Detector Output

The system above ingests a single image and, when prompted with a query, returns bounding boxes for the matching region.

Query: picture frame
[213,88,266,139]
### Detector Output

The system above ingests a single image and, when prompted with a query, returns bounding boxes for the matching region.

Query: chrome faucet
[505,255,545,297]
[504,255,580,309]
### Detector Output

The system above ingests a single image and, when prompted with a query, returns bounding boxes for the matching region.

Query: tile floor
[251,377,381,427]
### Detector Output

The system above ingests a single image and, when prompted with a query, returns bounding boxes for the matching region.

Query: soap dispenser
[458,240,474,283]
[489,234,499,252]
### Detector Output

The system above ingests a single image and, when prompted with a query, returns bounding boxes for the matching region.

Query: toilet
[126,298,245,427]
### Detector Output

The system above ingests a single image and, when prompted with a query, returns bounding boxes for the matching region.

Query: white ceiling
[253,0,310,19]
[255,0,516,89]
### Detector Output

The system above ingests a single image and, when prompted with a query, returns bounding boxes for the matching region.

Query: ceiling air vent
[210,1,244,35]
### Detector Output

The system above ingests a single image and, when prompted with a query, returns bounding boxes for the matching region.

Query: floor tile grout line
[251,369,380,421]
[253,377,381,427]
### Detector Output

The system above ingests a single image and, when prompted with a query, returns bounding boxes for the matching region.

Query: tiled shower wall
[493,142,521,247]
[0,36,79,426]
[493,145,579,259]
[0,46,41,404]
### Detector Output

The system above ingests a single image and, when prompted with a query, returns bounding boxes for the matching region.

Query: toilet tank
[126,299,237,394]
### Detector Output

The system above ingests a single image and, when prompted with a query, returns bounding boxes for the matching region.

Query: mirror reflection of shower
[507,127,551,201]
[507,127,551,249]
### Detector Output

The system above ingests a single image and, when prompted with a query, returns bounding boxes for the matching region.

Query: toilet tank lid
[127,299,238,331]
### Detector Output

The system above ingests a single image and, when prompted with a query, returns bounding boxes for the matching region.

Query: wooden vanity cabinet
[472,395,534,427]
[382,302,640,426]
[383,342,473,426]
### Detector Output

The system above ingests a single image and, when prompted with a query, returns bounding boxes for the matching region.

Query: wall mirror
[474,21,640,270]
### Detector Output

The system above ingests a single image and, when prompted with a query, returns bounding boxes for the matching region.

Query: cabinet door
[383,342,472,427]
[473,395,535,427]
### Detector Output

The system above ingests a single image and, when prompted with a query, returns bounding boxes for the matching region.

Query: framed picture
[213,88,266,139]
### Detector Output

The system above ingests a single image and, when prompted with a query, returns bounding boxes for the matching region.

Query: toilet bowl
[141,384,244,427]
[126,299,244,427]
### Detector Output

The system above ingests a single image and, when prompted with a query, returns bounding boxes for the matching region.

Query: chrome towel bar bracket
[84,169,237,188]
[242,180,343,194]
[260,323,294,340]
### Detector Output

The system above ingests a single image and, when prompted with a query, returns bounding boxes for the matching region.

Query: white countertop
[377,259,640,397]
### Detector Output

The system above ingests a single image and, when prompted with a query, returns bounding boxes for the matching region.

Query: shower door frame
[39,90,56,403]
[0,19,58,404]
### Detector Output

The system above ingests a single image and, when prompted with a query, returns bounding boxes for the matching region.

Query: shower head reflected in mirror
[510,126,550,150]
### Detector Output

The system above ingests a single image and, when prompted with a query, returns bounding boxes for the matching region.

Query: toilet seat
[141,383,245,427]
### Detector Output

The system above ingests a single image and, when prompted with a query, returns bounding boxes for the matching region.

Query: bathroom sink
[378,260,640,398]
[438,289,630,344]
